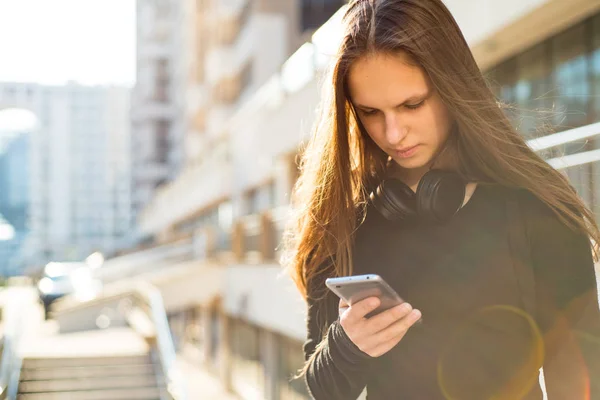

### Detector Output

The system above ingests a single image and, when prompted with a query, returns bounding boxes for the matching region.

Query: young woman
[283,0,600,399]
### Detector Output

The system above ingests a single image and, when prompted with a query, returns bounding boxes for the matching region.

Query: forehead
[347,52,430,107]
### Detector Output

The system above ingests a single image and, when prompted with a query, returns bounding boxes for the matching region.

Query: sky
[0,0,136,86]
[0,0,136,132]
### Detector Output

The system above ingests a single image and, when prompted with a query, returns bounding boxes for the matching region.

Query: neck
[388,153,458,192]
[397,166,429,192]
[392,164,430,192]
[392,139,459,191]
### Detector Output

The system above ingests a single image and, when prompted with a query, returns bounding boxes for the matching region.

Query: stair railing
[132,282,186,400]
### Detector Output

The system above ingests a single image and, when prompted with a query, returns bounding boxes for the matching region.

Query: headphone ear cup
[370,179,417,222]
[416,170,466,223]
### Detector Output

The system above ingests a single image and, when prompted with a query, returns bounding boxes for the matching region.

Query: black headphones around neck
[370,169,467,224]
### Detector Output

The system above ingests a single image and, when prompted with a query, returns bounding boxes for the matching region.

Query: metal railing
[134,282,185,400]
[240,214,262,255]
[50,282,187,400]
[527,122,600,169]
[96,238,194,284]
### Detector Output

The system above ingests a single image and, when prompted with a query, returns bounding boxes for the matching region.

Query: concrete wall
[222,265,306,341]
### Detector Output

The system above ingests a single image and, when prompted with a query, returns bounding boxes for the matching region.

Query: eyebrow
[353,89,432,110]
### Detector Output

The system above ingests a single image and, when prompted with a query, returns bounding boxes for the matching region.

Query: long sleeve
[523,194,600,399]
[302,269,374,400]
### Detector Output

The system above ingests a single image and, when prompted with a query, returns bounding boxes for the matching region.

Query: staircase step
[17,387,162,400]
[20,364,155,381]
[19,374,163,393]
[22,355,152,369]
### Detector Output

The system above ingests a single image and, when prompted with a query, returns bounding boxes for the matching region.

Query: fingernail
[411,309,421,320]
[400,303,412,312]
[370,298,380,307]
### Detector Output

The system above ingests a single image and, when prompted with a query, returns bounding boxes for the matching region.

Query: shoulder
[489,185,552,217]
[500,186,592,258]
[487,184,588,246]
[492,185,569,227]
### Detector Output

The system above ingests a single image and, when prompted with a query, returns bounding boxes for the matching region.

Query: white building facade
[131,0,185,227]
[0,82,132,269]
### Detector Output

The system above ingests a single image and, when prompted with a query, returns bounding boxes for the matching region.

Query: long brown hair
[282,0,600,302]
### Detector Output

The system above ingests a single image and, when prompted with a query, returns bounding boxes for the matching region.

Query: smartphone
[325,274,404,318]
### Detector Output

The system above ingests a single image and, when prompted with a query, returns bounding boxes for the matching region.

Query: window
[154,60,170,102]
[300,0,345,32]
[155,120,171,164]
[487,12,600,214]
[229,318,265,396]
[552,24,590,130]
[591,14,600,123]
[246,187,259,215]
[278,335,311,399]
[487,15,600,138]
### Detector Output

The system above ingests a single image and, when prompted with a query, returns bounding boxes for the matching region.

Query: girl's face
[348,52,454,181]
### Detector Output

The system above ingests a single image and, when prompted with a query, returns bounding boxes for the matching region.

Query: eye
[405,100,425,110]
[360,109,379,117]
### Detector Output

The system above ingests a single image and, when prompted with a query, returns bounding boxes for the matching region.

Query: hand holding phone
[326,274,404,318]
[325,274,422,358]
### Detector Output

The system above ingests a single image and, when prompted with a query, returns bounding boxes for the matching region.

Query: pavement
[175,356,239,400]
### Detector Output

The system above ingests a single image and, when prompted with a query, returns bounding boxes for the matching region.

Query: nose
[384,113,408,145]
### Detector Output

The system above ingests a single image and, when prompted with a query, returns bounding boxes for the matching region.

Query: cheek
[425,102,453,143]
[360,118,385,142]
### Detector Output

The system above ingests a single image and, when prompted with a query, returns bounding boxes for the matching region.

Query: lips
[394,144,420,158]
[396,145,419,153]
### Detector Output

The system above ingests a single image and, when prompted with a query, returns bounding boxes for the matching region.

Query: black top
[303,184,600,399]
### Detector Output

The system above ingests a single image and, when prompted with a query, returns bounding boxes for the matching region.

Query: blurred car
[37,262,102,319]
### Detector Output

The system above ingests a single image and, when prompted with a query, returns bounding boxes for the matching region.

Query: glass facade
[278,335,311,400]
[486,12,600,216]
[300,0,346,32]
[229,318,265,397]
[224,317,311,399]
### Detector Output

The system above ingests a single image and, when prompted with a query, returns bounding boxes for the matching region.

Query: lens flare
[438,305,544,400]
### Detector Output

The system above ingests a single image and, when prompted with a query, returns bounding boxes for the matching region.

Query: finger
[358,308,420,355]
[364,302,413,335]
[344,297,380,323]
[367,335,404,358]
[339,298,349,308]
[372,309,422,345]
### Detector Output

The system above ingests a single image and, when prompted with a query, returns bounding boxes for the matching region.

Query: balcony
[203,207,289,265]
[96,236,195,284]
[138,163,233,236]
[234,213,276,264]
[214,0,251,47]
[211,60,253,105]
[133,204,290,274]
[204,11,253,88]
[206,0,251,48]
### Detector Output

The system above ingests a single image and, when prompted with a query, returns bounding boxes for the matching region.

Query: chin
[391,154,433,171]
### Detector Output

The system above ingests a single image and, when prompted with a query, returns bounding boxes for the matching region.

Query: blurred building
[0,82,132,269]
[103,1,600,399]
[0,132,30,275]
[0,132,29,232]
[131,0,184,227]
[133,0,346,239]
